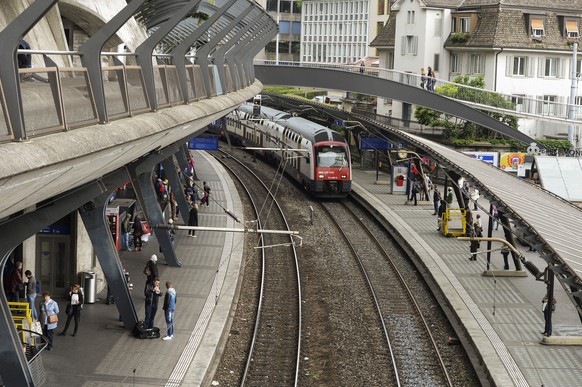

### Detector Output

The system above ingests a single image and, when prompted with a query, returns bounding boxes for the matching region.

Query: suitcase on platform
[133,321,160,339]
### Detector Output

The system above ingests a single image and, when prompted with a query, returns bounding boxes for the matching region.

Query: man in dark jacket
[188,204,199,237]
[144,278,162,329]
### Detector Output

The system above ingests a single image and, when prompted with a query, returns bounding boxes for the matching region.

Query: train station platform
[39,151,245,386]
[37,153,582,387]
[351,168,582,387]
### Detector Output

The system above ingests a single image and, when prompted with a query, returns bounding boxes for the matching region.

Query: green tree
[415,75,519,143]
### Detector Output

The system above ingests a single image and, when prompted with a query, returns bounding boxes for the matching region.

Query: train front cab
[310,142,352,197]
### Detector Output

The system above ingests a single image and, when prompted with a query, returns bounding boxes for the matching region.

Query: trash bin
[83,271,96,304]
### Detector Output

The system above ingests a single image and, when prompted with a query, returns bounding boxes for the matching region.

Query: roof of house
[370,11,396,47]
[459,0,582,10]
[445,8,580,50]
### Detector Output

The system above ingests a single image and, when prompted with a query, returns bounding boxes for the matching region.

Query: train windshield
[315,146,349,168]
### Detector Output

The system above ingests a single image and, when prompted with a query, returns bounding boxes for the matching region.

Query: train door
[37,235,72,296]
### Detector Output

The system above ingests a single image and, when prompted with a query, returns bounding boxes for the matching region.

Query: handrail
[254,60,582,124]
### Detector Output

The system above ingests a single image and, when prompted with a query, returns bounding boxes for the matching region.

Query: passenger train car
[225,102,352,197]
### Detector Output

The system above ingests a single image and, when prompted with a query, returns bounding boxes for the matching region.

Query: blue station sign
[360,136,394,150]
[188,136,219,150]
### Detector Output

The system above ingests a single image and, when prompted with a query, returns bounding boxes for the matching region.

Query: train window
[315,146,349,168]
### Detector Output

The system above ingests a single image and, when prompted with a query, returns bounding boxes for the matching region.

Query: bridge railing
[0,50,238,144]
[255,60,582,123]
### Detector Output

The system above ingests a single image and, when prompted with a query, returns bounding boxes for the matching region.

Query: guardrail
[0,50,230,143]
[254,60,582,124]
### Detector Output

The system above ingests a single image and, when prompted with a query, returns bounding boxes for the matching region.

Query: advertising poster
[462,151,499,167]
[499,152,526,172]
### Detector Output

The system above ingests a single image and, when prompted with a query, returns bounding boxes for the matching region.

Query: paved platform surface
[351,168,582,387]
[40,151,244,387]
[37,157,582,387]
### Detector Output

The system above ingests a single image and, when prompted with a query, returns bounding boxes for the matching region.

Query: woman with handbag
[39,291,59,351]
[59,284,84,337]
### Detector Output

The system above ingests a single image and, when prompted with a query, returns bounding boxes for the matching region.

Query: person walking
[162,281,177,340]
[492,204,500,230]
[39,291,59,351]
[9,261,24,302]
[24,270,38,320]
[432,187,441,215]
[132,214,144,251]
[188,203,199,238]
[542,295,556,337]
[59,284,84,337]
[144,254,159,286]
[200,181,211,206]
[144,278,162,329]
[121,213,132,251]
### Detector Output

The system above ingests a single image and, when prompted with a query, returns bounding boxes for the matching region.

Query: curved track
[321,200,453,387]
[213,150,302,386]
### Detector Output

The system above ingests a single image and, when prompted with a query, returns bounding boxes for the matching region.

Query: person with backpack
[24,270,39,320]
[132,214,145,251]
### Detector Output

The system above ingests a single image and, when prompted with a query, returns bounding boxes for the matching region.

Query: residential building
[371,0,582,142]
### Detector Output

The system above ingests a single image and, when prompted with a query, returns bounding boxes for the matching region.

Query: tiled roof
[445,8,580,50]
[370,11,396,47]
[460,0,582,10]
[392,0,463,9]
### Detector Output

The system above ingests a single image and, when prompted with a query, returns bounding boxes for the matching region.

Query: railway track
[321,200,453,387]
[213,150,302,386]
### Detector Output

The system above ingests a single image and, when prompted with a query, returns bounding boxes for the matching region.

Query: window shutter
[401,37,406,55]
[526,57,534,77]
[505,56,513,77]
[537,58,544,77]
[413,36,418,56]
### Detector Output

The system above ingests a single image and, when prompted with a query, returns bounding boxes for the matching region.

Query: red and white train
[225,102,352,198]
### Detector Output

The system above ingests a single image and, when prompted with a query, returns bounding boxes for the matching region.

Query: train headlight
[318,174,325,179]
[341,174,347,179]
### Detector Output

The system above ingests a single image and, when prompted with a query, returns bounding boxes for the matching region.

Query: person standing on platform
[420,68,426,89]
[492,204,500,230]
[432,187,441,215]
[188,203,199,238]
[411,180,419,206]
[144,278,162,329]
[475,215,483,237]
[144,254,158,286]
[437,199,447,231]
[9,261,24,302]
[121,213,132,251]
[446,187,454,207]
[469,224,480,261]
[39,291,59,351]
[162,281,177,340]
[59,284,83,337]
[24,270,38,320]
[132,214,144,251]
[542,295,556,337]
[471,188,480,211]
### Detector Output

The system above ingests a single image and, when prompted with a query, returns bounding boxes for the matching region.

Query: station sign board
[188,136,219,150]
[360,136,394,150]
[462,151,499,167]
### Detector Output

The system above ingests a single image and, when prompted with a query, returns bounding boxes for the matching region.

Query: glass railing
[255,60,582,123]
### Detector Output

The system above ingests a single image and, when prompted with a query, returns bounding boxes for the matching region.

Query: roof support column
[79,0,148,123]
[78,175,139,331]
[136,0,202,111]
[0,0,59,141]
